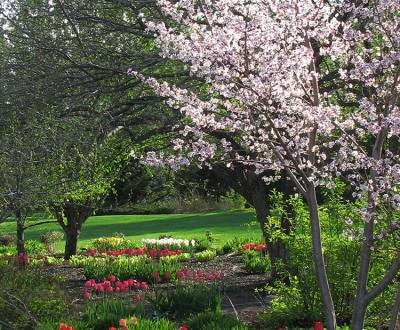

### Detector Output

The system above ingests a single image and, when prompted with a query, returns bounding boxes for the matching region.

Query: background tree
[0,17,58,258]
[47,121,129,259]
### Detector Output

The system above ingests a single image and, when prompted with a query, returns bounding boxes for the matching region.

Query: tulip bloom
[314,322,324,330]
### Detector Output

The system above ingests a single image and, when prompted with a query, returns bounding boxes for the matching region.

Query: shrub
[259,277,321,329]
[40,231,64,254]
[242,249,270,274]
[194,239,212,253]
[25,240,45,256]
[186,310,248,330]
[195,250,216,262]
[260,188,398,328]
[0,245,16,256]
[152,282,222,317]
[0,265,71,329]
[39,231,64,245]
[0,234,15,246]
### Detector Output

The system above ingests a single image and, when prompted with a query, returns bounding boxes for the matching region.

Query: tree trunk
[16,209,25,256]
[350,217,374,330]
[307,185,337,330]
[389,285,400,330]
[351,126,387,329]
[64,227,80,260]
[252,186,269,241]
[251,185,290,279]
[61,200,93,260]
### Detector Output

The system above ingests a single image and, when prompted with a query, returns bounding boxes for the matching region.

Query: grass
[0,209,261,251]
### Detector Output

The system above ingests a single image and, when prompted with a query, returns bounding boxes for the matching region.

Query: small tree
[0,22,58,259]
[135,1,400,329]
[49,123,127,260]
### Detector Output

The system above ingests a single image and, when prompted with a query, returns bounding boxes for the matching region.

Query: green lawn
[0,209,261,250]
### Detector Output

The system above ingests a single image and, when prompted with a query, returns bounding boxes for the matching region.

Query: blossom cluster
[243,243,267,251]
[17,253,28,264]
[59,323,75,330]
[176,268,225,283]
[142,238,196,247]
[135,0,400,227]
[83,276,147,299]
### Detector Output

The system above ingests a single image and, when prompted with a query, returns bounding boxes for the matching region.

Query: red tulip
[165,271,171,281]
[314,321,324,330]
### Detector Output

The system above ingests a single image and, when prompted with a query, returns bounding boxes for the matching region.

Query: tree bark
[351,126,387,329]
[16,209,25,256]
[389,285,400,330]
[350,218,374,330]
[307,185,337,330]
[64,227,81,260]
[62,200,93,260]
[251,182,290,279]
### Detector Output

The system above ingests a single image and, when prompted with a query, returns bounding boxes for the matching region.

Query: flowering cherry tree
[132,0,400,328]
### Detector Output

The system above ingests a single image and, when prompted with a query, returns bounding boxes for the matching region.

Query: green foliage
[29,256,64,268]
[242,249,271,274]
[152,283,222,317]
[92,236,132,251]
[25,239,45,256]
[70,255,181,282]
[260,185,398,328]
[0,266,71,330]
[121,318,177,330]
[195,250,216,262]
[220,237,257,255]
[0,245,15,256]
[259,277,321,329]
[81,297,134,330]
[161,253,191,263]
[36,320,92,330]
[186,310,248,330]
[194,238,212,252]
[217,190,246,210]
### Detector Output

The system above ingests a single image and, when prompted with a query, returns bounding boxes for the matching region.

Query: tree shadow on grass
[79,210,255,240]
